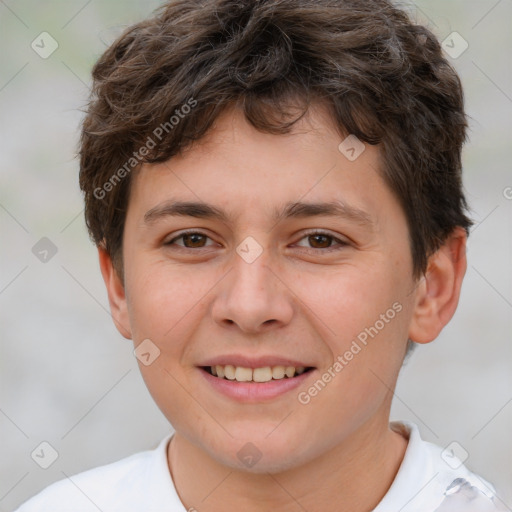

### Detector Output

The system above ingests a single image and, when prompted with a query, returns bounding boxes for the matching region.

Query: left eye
[294,231,348,251]
[165,230,347,251]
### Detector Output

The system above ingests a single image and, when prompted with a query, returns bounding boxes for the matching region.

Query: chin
[224,448,307,475]
[211,431,311,474]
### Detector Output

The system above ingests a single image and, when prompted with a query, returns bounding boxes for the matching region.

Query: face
[112,104,422,472]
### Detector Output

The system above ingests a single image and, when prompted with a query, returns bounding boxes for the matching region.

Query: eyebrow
[143,199,375,230]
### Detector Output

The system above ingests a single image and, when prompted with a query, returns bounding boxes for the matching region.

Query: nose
[211,248,294,334]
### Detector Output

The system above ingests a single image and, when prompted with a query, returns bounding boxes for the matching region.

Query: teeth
[272,366,285,379]
[253,367,272,382]
[235,367,252,382]
[207,364,309,382]
[224,365,236,380]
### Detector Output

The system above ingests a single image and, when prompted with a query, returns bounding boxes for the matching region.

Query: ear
[98,245,132,340]
[408,227,467,344]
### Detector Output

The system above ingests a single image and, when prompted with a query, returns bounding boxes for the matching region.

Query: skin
[99,103,467,512]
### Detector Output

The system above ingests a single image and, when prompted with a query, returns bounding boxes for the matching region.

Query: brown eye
[181,233,207,248]
[308,233,333,249]
[165,231,214,249]
[295,231,349,252]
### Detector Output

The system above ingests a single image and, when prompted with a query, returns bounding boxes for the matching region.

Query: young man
[15,0,505,510]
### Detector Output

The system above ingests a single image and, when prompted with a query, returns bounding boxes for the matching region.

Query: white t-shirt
[14,421,504,512]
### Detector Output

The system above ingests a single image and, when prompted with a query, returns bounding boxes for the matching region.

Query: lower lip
[199,368,315,402]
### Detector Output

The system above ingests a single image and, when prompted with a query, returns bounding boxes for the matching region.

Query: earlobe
[98,245,132,340]
[408,227,467,344]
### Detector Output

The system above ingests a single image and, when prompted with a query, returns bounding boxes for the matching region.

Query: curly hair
[79,0,473,286]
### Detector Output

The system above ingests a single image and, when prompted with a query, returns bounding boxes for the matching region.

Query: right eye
[164,230,216,250]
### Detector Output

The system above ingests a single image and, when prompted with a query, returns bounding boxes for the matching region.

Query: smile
[203,365,313,382]
[198,363,316,402]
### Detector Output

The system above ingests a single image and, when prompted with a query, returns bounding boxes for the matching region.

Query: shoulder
[375,421,504,512]
[14,435,182,512]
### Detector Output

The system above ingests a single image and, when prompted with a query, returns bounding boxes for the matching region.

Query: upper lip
[199,355,314,369]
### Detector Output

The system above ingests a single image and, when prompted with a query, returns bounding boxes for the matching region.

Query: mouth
[200,365,315,382]
[197,357,317,401]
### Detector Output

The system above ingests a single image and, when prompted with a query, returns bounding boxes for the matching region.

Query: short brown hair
[79,0,473,282]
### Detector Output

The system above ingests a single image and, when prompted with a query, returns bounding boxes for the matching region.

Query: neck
[167,416,408,512]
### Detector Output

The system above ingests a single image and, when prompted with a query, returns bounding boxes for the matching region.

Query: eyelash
[164,229,349,253]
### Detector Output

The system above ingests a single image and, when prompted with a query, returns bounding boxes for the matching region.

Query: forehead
[127,104,401,232]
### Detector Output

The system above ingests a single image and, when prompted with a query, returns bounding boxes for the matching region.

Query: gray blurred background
[1,0,511,510]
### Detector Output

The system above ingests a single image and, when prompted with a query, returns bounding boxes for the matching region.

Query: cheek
[125,263,206,426]
[297,264,404,344]
[126,259,207,343]
[295,264,410,399]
